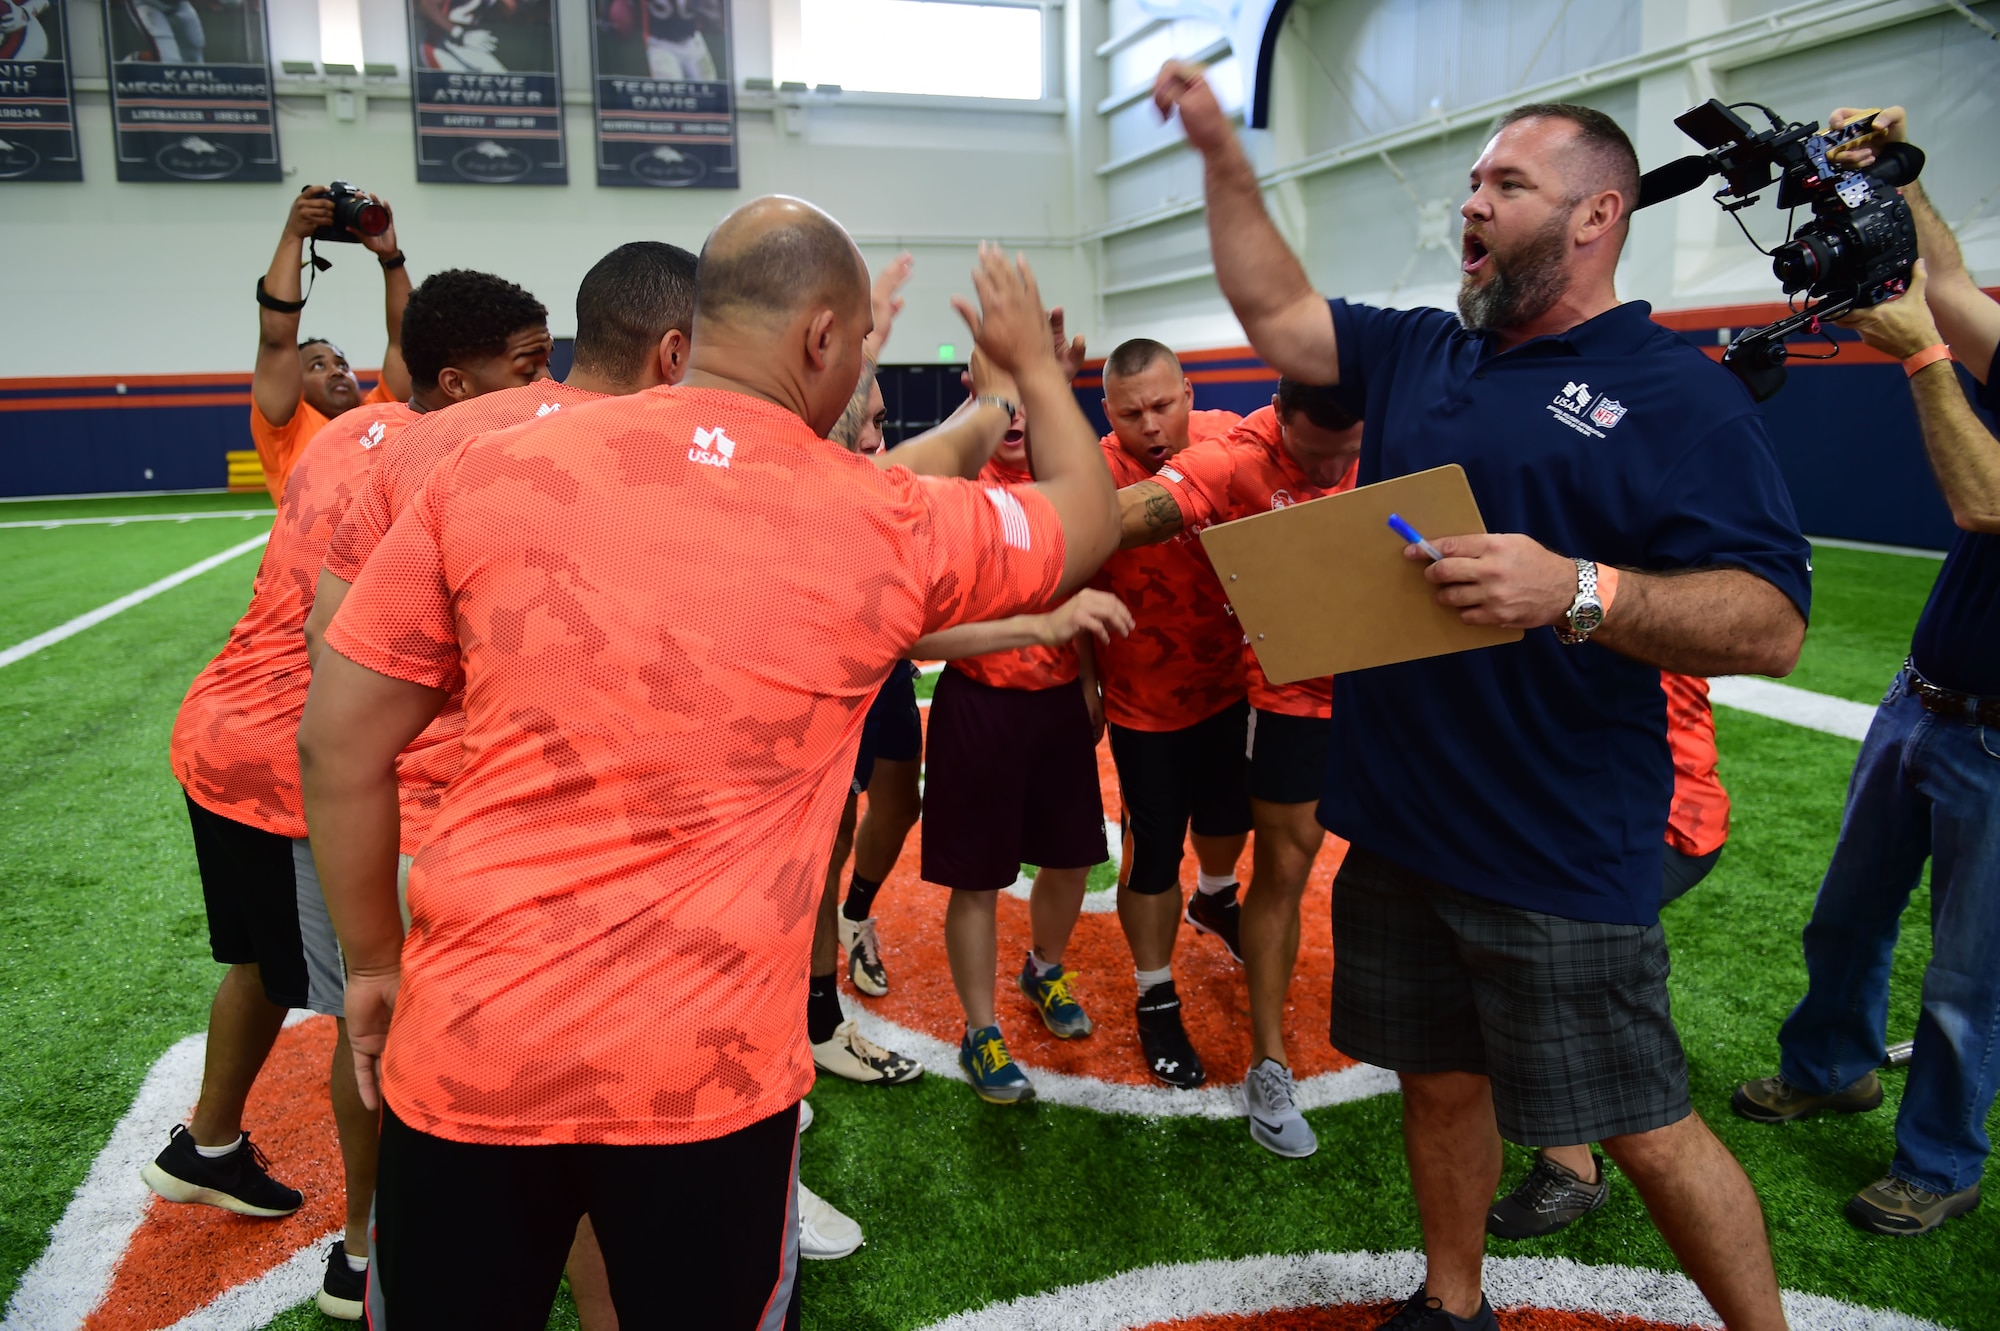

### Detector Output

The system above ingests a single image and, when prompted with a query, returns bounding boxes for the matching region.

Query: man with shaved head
[298,196,1117,1328]
[1159,66,1810,1331]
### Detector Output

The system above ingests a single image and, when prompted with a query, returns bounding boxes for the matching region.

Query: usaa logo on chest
[1546,380,1629,439]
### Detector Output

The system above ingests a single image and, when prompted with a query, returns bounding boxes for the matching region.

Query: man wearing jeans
[1735,105,2000,1237]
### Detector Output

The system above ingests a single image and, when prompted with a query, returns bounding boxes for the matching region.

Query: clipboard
[1198,464,1522,683]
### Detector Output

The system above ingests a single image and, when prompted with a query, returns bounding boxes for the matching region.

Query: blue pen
[1387,513,1445,562]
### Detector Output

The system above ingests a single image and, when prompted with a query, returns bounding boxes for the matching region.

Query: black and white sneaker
[317,1241,367,1321]
[1374,1286,1499,1331]
[1487,1150,1609,1239]
[1134,982,1206,1088]
[140,1124,302,1217]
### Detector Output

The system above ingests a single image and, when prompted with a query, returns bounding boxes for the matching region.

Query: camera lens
[333,193,389,237]
[1771,232,1837,293]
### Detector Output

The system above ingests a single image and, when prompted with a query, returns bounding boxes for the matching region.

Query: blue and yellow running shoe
[959,1024,1035,1104]
[1017,952,1093,1039]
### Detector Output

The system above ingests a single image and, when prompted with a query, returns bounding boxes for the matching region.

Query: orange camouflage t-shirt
[949,456,1077,692]
[250,379,396,504]
[1151,406,1357,719]
[324,386,1068,1147]
[321,381,607,852]
[173,399,417,839]
[1663,671,1730,857]
[1091,409,1245,732]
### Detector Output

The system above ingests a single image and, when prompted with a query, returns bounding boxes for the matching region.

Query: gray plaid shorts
[1329,844,1692,1145]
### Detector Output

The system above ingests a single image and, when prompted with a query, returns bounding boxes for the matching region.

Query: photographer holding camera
[250,184,411,502]
[1734,105,2000,1238]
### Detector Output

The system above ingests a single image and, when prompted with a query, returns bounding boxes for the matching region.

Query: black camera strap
[254,275,307,314]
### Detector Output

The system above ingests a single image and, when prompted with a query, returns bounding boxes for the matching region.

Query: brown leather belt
[1907,665,2000,726]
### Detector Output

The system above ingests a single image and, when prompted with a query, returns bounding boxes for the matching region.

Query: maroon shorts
[920,666,1109,892]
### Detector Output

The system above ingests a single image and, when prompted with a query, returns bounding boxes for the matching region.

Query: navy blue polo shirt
[1320,299,1812,925]
[1907,345,2000,696]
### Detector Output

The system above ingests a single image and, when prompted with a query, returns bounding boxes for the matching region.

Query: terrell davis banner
[0,0,82,181]
[590,0,737,189]
[406,0,566,185]
[103,0,281,182]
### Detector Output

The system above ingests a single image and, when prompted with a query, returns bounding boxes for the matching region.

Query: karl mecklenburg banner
[589,0,738,189]
[405,0,566,185]
[103,0,282,182]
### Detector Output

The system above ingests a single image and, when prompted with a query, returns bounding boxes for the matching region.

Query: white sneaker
[798,1181,864,1260]
[838,913,890,996]
[797,1098,813,1133]
[1245,1058,1318,1158]
[812,1018,922,1085]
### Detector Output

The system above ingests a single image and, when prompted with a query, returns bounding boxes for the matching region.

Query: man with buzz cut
[1158,61,1810,1331]
[299,205,1119,1329]
[152,267,553,1322]
[250,185,413,502]
[1116,376,1362,1154]
[1092,337,1248,1091]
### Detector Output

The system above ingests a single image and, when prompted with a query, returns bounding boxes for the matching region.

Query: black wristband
[378,250,406,270]
[255,275,307,313]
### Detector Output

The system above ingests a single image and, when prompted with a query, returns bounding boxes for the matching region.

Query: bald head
[694,195,870,336]
[1495,103,1639,219]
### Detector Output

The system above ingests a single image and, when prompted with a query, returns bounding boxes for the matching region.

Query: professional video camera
[1635,100,1925,400]
[310,180,390,244]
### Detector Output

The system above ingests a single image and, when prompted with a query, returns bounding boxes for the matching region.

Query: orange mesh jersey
[172,399,417,839]
[1151,406,1357,719]
[249,379,396,504]
[1091,409,1245,731]
[948,455,1077,692]
[1663,671,1730,857]
[322,381,608,853]
[323,385,1068,1147]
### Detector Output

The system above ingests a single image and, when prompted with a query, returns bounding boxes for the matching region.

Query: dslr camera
[1638,100,1925,400]
[310,181,391,244]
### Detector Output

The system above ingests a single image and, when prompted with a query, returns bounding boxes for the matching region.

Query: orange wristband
[1597,565,1620,619]
[1903,343,1953,377]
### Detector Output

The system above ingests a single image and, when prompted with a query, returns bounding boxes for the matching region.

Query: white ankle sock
[193,1134,243,1159]
[1134,965,1172,994]
[344,1251,370,1273]
[1029,950,1061,978]
[1195,869,1236,896]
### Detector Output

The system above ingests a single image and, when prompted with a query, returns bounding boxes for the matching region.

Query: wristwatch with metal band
[975,394,1018,420]
[1555,558,1604,644]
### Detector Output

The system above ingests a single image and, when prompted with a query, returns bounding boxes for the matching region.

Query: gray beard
[1457,213,1572,333]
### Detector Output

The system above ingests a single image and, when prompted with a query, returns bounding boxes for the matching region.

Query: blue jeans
[1778,671,2000,1195]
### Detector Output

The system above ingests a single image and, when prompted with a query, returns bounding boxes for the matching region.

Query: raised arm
[354,192,413,401]
[878,348,1017,479]
[910,588,1132,659]
[953,244,1119,594]
[1118,479,1184,548]
[252,189,336,427]
[1152,61,1337,382]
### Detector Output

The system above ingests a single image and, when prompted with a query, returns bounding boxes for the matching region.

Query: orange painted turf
[1134,1311,1693,1331]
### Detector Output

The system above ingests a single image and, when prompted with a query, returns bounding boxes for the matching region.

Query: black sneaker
[1374,1286,1499,1331]
[1183,886,1244,963]
[1135,982,1206,1088]
[317,1241,367,1321]
[139,1124,302,1217]
[1487,1150,1609,1238]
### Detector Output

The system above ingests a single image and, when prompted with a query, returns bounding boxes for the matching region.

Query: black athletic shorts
[369,1102,801,1331]
[183,791,341,1012]
[853,660,923,794]
[1246,708,1329,805]
[921,665,1107,892]
[1329,844,1692,1145]
[1107,699,1252,896]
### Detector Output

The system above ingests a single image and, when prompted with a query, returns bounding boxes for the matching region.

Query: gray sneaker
[1244,1059,1317,1158]
[1731,1070,1882,1123]
[1847,1175,1980,1235]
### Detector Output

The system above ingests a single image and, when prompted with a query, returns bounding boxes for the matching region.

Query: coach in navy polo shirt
[1155,63,1807,1331]
[1737,105,2000,1242]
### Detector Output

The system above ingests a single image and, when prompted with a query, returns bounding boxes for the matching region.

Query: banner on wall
[0,0,83,181]
[589,0,737,189]
[406,0,566,185]
[102,0,281,182]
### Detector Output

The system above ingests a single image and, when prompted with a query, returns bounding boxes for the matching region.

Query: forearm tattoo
[1140,483,1180,533]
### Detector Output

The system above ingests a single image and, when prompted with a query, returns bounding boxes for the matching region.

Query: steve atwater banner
[406,0,565,185]
[590,0,737,189]
[102,0,281,182]
[0,0,82,181]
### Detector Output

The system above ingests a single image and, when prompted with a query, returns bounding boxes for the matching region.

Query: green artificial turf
[2,500,1994,1331]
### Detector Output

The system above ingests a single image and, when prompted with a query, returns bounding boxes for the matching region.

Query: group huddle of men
[132,75,1997,1331]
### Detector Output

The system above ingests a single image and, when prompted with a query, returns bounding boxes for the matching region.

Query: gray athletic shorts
[292,844,417,1018]
[1329,844,1692,1145]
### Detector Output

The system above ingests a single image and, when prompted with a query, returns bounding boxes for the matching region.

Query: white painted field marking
[0,511,271,530]
[1808,535,1946,560]
[0,530,269,669]
[1710,676,1879,743]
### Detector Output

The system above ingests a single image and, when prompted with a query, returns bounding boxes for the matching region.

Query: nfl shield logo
[1590,397,1628,429]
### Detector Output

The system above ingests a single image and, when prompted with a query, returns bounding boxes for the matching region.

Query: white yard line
[1709,676,1879,743]
[0,530,269,670]
[1,511,271,530]
[1808,535,1947,559]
